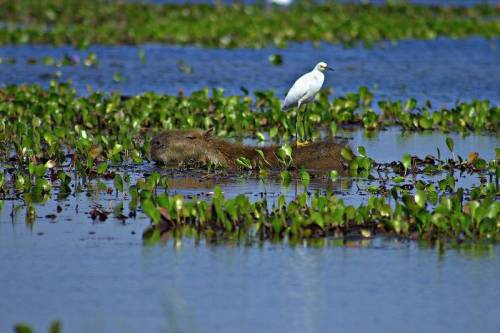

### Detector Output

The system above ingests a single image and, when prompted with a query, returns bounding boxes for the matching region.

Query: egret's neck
[313,69,325,79]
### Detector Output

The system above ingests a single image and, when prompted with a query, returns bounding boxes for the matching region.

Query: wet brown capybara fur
[151,129,348,171]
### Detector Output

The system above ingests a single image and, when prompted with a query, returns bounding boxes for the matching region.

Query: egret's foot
[296,140,310,148]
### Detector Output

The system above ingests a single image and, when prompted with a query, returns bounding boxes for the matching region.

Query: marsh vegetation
[0,1,498,47]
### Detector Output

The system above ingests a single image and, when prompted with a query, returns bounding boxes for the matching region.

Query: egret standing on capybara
[282,61,334,144]
[150,129,348,171]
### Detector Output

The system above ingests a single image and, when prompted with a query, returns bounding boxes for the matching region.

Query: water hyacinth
[0,83,497,244]
[0,84,497,169]
[0,1,498,48]
[141,183,499,243]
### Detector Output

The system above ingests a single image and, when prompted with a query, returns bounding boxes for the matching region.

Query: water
[343,128,499,162]
[1,228,499,333]
[0,38,498,105]
[0,128,497,225]
[1,34,499,333]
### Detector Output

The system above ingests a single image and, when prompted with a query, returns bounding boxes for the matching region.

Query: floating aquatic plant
[0,1,498,48]
[0,83,497,243]
[141,182,499,242]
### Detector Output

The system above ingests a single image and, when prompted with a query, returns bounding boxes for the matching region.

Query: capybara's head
[150,129,215,166]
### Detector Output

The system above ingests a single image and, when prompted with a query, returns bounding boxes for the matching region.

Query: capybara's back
[151,129,348,171]
[293,141,345,171]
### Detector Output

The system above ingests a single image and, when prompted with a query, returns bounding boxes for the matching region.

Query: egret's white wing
[281,72,313,111]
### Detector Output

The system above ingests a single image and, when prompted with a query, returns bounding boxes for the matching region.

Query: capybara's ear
[203,128,214,139]
[186,131,200,140]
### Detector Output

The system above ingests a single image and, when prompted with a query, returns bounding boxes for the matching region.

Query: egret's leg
[303,104,308,141]
[295,111,298,141]
[295,102,301,142]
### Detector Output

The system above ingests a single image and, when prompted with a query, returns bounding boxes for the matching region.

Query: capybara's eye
[154,140,160,146]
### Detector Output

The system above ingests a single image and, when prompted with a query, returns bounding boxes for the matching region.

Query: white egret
[282,61,334,144]
[268,0,293,6]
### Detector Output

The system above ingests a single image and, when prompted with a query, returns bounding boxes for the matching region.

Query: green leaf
[113,202,124,217]
[341,147,354,162]
[415,190,427,208]
[49,321,62,333]
[269,127,278,139]
[402,194,419,213]
[174,195,183,211]
[391,187,398,200]
[280,170,292,184]
[268,54,283,66]
[300,168,310,186]
[114,174,124,192]
[213,186,224,201]
[419,117,432,129]
[160,176,169,189]
[14,324,33,333]
[357,146,367,158]
[142,198,160,224]
[34,178,51,192]
[392,176,405,183]
[280,143,292,159]
[97,162,108,175]
[255,149,272,167]
[330,122,337,136]
[404,98,417,111]
[427,191,438,205]
[402,154,412,174]
[447,175,455,190]
[445,137,454,153]
[236,156,252,170]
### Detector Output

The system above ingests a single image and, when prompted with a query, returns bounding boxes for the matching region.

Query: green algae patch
[0,1,498,48]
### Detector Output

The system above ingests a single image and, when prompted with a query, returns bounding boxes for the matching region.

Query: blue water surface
[0,38,498,105]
